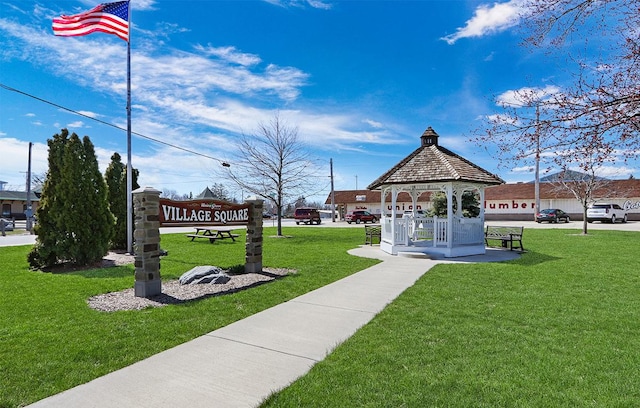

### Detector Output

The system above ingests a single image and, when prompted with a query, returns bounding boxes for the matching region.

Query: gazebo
[367,127,504,257]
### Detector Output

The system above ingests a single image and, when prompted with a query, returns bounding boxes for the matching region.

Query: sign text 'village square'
[159,199,250,226]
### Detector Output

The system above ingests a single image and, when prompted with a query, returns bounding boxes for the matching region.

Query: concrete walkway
[26,245,519,408]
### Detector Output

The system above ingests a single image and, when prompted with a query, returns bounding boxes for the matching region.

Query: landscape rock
[179,266,230,285]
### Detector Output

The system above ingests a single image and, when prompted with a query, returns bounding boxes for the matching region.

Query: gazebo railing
[382,215,484,247]
[381,216,409,245]
[409,216,448,245]
[451,217,484,244]
[410,217,433,240]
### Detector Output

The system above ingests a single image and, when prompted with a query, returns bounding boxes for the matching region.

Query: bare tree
[474,1,639,230]
[160,189,185,201]
[513,0,640,161]
[225,114,318,236]
[551,165,612,234]
[477,0,640,161]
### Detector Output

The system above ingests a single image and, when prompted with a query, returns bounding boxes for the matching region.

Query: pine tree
[57,135,113,264]
[105,153,126,249]
[28,131,114,268]
[430,191,480,218]
[28,130,69,268]
[105,153,139,250]
[121,165,139,248]
[80,136,114,263]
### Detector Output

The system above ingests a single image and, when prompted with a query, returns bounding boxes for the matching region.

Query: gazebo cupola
[420,126,439,146]
[368,126,504,258]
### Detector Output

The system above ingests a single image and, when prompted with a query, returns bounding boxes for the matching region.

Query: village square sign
[132,187,264,298]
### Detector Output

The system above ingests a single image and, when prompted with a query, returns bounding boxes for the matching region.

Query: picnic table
[186,226,240,243]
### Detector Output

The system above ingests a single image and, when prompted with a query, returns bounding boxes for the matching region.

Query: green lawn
[0,227,378,408]
[261,229,640,407]
[2,228,639,407]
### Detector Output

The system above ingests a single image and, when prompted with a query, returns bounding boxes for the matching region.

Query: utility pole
[534,105,540,220]
[330,158,336,222]
[26,142,34,233]
[355,175,358,190]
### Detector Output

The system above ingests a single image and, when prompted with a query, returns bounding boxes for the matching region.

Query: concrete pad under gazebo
[367,127,504,257]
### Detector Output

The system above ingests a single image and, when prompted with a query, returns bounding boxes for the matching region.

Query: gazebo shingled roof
[367,127,504,189]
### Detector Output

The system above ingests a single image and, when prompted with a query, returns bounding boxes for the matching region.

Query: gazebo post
[410,186,419,212]
[381,186,388,242]
[455,187,463,217]
[446,184,453,249]
[391,185,398,246]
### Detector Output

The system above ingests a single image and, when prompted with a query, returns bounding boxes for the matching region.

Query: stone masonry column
[244,196,264,273]
[133,187,162,298]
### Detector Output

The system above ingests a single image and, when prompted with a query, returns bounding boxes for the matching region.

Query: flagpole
[126,2,133,255]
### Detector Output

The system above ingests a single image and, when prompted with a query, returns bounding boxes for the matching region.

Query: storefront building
[485,180,640,221]
[327,179,640,222]
[0,190,40,220]
[326,190,433,220]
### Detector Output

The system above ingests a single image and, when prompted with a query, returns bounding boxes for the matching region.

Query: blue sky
[1,0,637,202]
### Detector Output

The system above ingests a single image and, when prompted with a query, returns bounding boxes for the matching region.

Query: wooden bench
[364,224,381,245]
[484,225,524,251]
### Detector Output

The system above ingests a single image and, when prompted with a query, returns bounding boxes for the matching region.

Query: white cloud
[496,85,561,107]
[78,0,156,11]
[306,0,332,10]
[194,45,262,67]
[485,113,519,125]
[512,165,534,173]
[263,0,332,10]
[0,138,49,189]
[442,1,524,45]
[76,111,99,118]
[0,5,406,197]
[363,119,384,129]
[568,165,637,179]
[66,121,85,129]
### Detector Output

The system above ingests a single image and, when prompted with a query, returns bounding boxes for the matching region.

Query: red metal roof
[326,179,640,204]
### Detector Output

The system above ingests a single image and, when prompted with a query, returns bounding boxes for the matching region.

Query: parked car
[345,210,378,224]
[586,203,628,223]
[404,210,426,217]
[294,207,321,225]
[535,209,570,223]
[0,218,14,232]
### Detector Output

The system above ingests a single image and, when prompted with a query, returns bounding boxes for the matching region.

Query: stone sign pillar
[133,187,162,298]
[244,196,264,273]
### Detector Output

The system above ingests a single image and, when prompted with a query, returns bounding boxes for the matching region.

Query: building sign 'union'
[159,198,250,226]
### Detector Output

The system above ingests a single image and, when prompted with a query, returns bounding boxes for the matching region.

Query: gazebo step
[397,251,432,259]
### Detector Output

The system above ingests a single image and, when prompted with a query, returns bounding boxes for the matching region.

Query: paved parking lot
[290,217,640,232]
[484,219,640,232]
[1,218,638,248]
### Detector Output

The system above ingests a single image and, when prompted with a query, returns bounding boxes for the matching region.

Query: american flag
[52,1,130,42]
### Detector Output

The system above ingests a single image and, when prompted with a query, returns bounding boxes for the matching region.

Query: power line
[0,83,230,165]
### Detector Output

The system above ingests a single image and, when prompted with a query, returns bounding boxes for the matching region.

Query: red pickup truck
[294,207,321,225]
